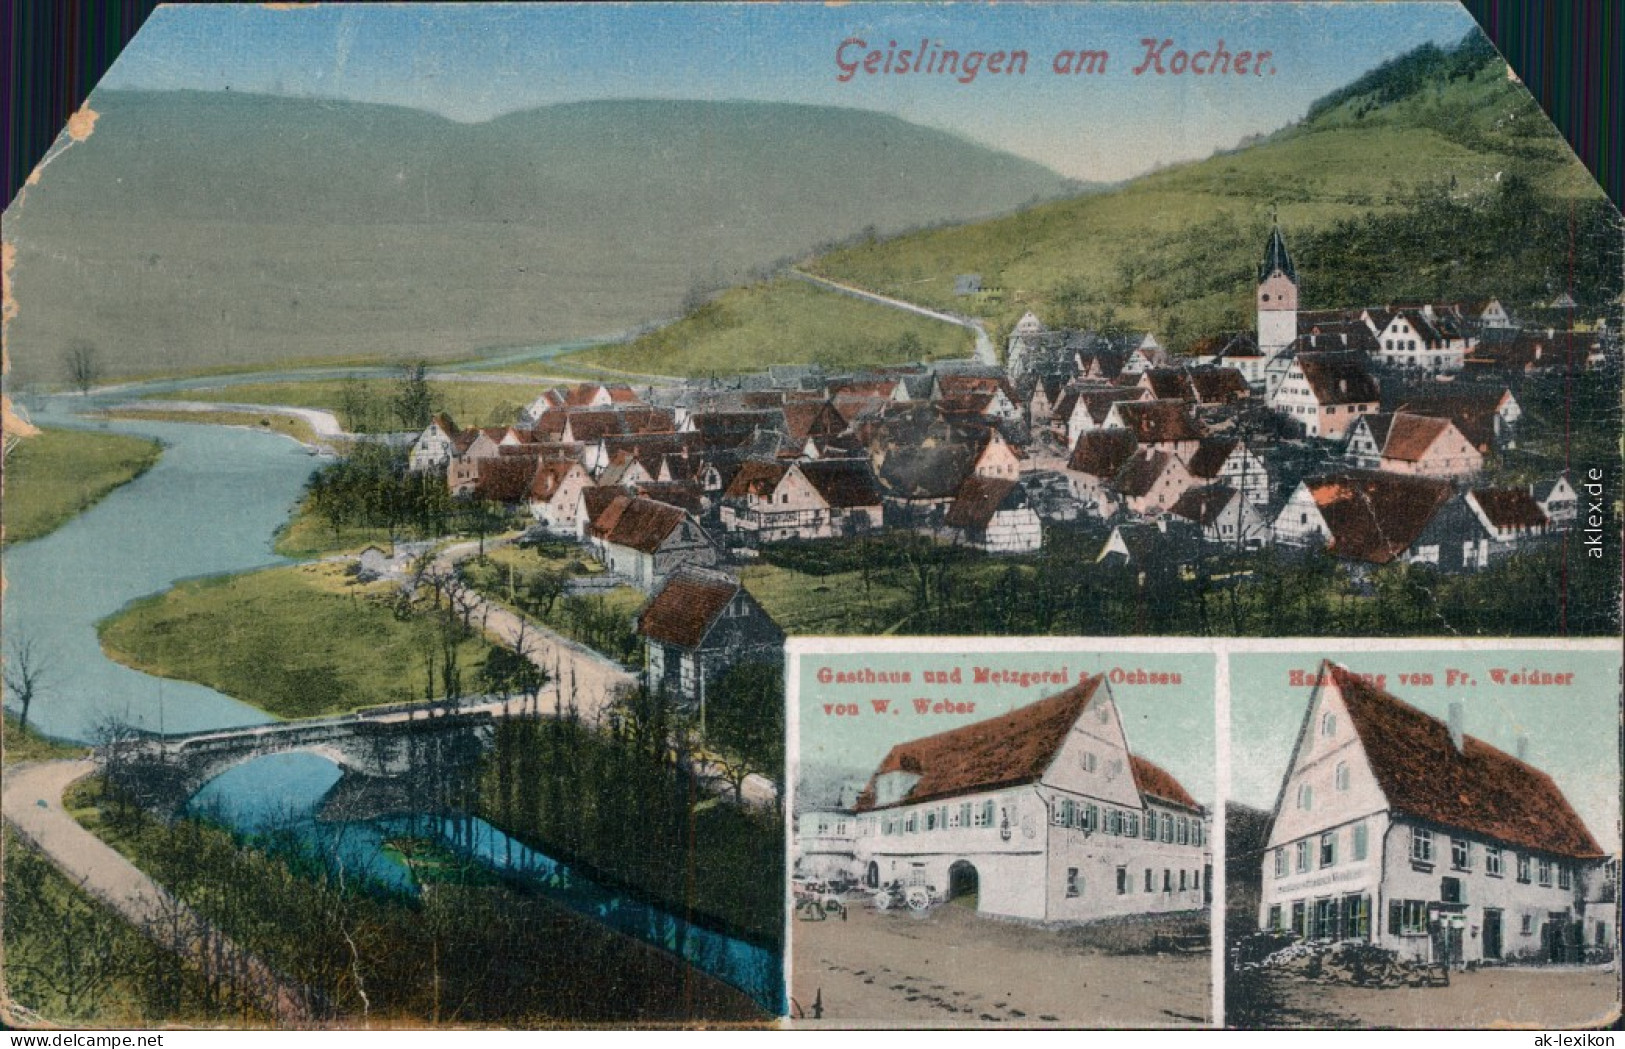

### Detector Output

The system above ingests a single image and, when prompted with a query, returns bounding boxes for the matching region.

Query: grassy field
[102,407,320,446]
[1,711,89,766]
[558,277,975,377]
[1,427,162,547]
[459,543,647,665]
[139,378,548,432]
[271,494,399,559]
[97,562,501,718]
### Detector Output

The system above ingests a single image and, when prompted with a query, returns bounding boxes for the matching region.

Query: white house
[944,476,1042,554]
[1186,438,1270,506]
[836,676,1209,924]
[526,460,593,533]
[1269,352,1381,439]
[408,413,462,473]
[719,459,885,543]
[1344,413,1483,481]
[1166,484,1269,549]
[1260,662,1611,966]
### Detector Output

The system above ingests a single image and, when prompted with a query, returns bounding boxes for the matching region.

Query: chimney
[1516,735,1530,762]
[1447,701,1465,753]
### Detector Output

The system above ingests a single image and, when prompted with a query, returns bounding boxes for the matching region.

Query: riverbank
[1,427,162,547]
[97,561,500,720]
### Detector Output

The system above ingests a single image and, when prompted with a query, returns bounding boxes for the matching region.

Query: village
[395,222,1614,707]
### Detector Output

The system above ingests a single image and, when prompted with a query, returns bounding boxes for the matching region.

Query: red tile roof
[1302,471,1454,564]
[1131,755,1200,811]
[1068,429,1139,478]
[855,676,1105,811]
[636,571,739,649]
[1330,663,1604,859]
[1112,399,1204,444]
[589,494,692,553]
[528,459,583,502]
[723,460,788,500]
[1378,413,1452,462]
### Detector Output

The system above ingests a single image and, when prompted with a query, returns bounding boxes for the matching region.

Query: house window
[1313,898,1338,940]
[1085,804,1099,833]
[1389,899,1429,936]
[1292,900,1307,937]
[977,800,994,828]
[1334,762,1350,791]
[1059,799,1074,827]
[1162,870,1172,893]
[1117,867,1128,895]
[1268,905,1283,932]
[1343,894,1371,940]
[1179,870,1188,891]
[1160,813,1173,842]
[1538,858,1552,887]
[905,813,917,834]
[1486,846,1503,877]
[1441,877,1464,904]
[1559,866,1573,890]
[1297,783,1313,811]
[1451,838,1471,871]
[1066,868,1081,898]
[1125,814,1140,838]
[1177,818,1189,845]
[1274,848,1288,879]
[1081,751,1098,773]
[925,810,937,831]
[1521,914,1535,936]
[1517,854,1531,883]
[1193,821,1203,847]
[1296,841,1312,874]
[1411,827,1434,865]
[1144,868,1154,893]
[1320,832,1338,868]
[1106,809,1122,836]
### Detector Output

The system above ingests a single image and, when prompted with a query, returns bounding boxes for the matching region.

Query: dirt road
[791,900,1211,1028]
[1256,965,1621,1028]
[2,759,315,1025]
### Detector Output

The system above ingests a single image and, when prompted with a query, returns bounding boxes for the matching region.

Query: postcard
[0,1,1619,1032]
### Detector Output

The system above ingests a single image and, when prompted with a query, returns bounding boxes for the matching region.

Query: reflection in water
[186,751,783,1012]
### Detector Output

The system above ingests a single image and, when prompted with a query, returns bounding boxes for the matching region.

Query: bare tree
[63,340,101,396]
[3,635,50,732]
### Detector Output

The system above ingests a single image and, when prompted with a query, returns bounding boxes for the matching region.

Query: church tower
[1256,219,1298,360]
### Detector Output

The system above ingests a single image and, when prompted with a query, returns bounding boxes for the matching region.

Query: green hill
[3,92,1074,384]
[794,31,1620,355]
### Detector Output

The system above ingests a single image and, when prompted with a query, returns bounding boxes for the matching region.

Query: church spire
[1259,219,1296,285]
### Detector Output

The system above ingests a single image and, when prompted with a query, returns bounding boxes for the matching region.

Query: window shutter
[1389,900,1402,936]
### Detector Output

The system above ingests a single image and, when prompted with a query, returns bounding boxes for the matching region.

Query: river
[2,396,782,1012]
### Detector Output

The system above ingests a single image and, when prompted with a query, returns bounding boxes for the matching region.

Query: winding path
[2,759,317,1025]
[788,268,997,364]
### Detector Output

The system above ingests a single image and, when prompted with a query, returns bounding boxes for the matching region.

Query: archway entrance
[947,860,979,907]
[865,862,880,889]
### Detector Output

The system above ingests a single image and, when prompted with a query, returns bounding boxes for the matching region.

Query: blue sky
[101,2,1479,182]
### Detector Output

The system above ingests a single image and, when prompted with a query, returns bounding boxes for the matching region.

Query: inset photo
[1226,647,1621,1029]
[789,643,1215,1027]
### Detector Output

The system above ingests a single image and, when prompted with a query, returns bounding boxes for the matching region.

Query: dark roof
[1067,428,1139,477]
[567,408,676,442]
[1297,352,1380,406]
[529,459,584,502]
[1113,448,1179,498]
[1112,399,1204,445]
[632,481,707,515]
[1188,367,1250,403]
[1140,368,1194,402]
[1393,385,1511,450]
[867,405,979,500]
[798,459,884,509]
[1330,663,1603,859]
[636,571,739,649]
[1168,484,1238,528]
[944,476,1026,529]
[1300,471,1455,564]
[1258,223,1297,283]
[723,460,788,500]
[471,456,540,504]
[1469,487,1549,530]
[1186,437,1239,480]
[854,676,1105,812]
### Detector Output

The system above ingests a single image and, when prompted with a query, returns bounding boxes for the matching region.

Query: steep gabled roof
[528,459,584,502]
[1167,484,1238,528]
[591,495,691,553]
[1112,399,1204,444]
[1186,438,1240,480]
[1469,487,1549,530]
[1379,413,1453,462]
[1188,366,1251,403]
[723,459,789,500]
[1131,754,1200,811]
[798,459,884,509]
[1113,449,1178,499]
[854,676,1105,812]
[636,570,740,650]
[1330,664,1604,859]
[1067,428,1139,478]
[1299,470,1455,564]
[1297,352,1380,406]
[945,475,1026,529]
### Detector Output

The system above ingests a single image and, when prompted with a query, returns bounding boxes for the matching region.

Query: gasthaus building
[845,675,1211,923]
[1260,662,1614,966]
